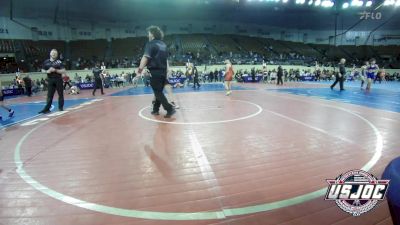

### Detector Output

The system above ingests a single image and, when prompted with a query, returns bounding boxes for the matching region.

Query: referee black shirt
[339,63,346,76]
[93,67,102,80]
[43,59,64,78]
[143,40,168,72]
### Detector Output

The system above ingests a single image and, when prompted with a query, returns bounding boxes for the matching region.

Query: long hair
[146,26,164,40]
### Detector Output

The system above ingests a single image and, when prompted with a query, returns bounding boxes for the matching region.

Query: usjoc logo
[325,170,389,216]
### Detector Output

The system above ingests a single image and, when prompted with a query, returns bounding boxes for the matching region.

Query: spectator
[22,74,32,97]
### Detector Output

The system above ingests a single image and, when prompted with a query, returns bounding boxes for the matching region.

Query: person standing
[100,62,106,71]
[209,71,214,83]
[39,49,66,114]
[63,74,72,90]
[277,65,284,86]
[137,26,175,118]
[92,64,104,96]
[224,59,234,96]
[16,75,24,95]
[185,63,194,87]
[40,78,47,91]
[213,69,218,83]
[0,79,15,121]
[360,61,369,89]
[192,65,201,89]
[330,58,346,91]
[366,58,379,91]
[251,68,256,83]
[22,74,32,97]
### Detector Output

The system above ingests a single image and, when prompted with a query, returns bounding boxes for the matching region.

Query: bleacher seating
[22,40,65,58]
[70,39,108,59]
[374,45,400,57]
[326,47,348,60]
[111,37,146,59]
[0,39,15,53]
[233,36,267,54]
[163,35,177,54]
[180,34,207,53]
[1,34,399,72]
[263,39,293,54]
[308,44,327,56]
[282,41,322,57]
[207,35,241,54]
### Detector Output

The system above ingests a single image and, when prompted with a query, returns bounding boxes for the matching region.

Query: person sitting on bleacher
[85,74,92,82]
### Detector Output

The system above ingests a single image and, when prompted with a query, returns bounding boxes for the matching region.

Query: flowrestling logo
[325,170,389,216]
[79,83,95,88]
[3,89,14,95]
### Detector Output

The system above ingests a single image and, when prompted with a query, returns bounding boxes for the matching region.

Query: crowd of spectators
[2,63,400,98]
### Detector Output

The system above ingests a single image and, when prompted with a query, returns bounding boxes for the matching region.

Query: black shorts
[0,95,4,101]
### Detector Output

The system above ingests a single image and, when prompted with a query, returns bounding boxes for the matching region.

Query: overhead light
[321,0,334,7]
[314,0,321,5]
[396,0,400,6]
[383,0,394,5]
[282,0,289,3]
[351,0,364,6]
[308,0,314,4]
[365,0,372,6]
[343,2,350,7]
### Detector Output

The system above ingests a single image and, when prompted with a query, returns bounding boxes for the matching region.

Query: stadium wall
[0,17,399,46]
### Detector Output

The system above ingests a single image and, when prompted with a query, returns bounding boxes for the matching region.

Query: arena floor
[0,81,399,225]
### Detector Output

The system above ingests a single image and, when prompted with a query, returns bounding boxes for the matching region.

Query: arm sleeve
[143,42,152,59]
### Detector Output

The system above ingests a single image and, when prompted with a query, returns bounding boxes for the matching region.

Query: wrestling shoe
[171,101,180,109]
[164,109,176,118]
[151,111,160,116]
[8,109,14,118]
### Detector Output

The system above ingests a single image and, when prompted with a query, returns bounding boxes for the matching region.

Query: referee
[39,49,66,114]
[192,64,201,89]
[330,58,346,91]
[92,63,104,96]
[137,26,175,118]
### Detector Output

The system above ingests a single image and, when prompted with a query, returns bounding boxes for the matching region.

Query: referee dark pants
[330,74,344,90]
[277,75,283,85]
[193,77,200,88]
[150,70,173,113]
[25,86,32,97]
[92,79,104,95]
[44,76,64,111]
